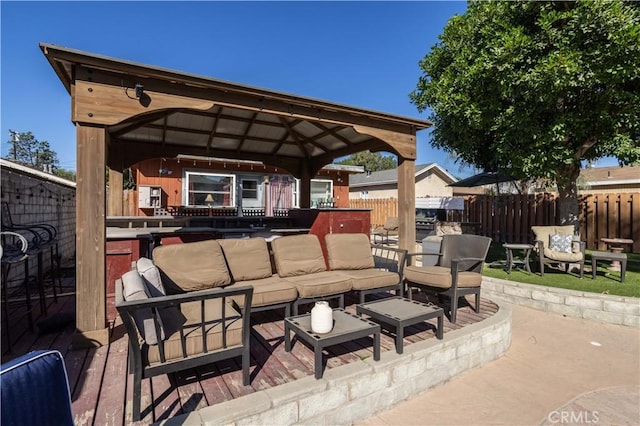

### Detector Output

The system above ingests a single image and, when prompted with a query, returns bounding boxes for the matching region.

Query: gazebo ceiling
[40,43,431,176]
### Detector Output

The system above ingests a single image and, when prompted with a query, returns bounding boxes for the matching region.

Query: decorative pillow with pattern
[549,234,573,253]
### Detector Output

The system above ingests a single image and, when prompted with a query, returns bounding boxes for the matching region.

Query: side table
[503,243,533,274]
[284,308,380,379]
[356,296,443,354]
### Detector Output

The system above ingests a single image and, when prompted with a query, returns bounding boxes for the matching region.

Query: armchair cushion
[153,239,231,292]
[549,234,573,253]
[404,265,483,289]
[271,234,326,278]
[219,237,273,281]
[325,233,375,270]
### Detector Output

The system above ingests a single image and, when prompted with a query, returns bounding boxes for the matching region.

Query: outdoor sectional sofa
[115,233,406,420]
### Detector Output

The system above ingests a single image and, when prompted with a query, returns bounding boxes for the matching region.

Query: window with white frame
[241,179,258,199]
[311,179,333,206]
[184,171,235,207]
[292,178,334,207]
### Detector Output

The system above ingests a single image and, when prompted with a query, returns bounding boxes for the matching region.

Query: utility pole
[10,131,18,161]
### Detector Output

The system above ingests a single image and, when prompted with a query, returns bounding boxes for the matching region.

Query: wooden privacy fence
[349,198,398,229]
[465,193,639,252]
[351,194,639,253]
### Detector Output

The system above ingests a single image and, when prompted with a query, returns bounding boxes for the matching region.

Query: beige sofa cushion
[153,240,231,292]
[219,237,273,281]
[271,234,326,278]
[336,268,399,291]
[145,298,243,365]
[283,271,352,298]
[325,233,375,270]
[227,276,298,308]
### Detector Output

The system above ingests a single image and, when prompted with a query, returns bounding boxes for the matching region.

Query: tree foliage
[5,130,75,181]
[410,1,640,226]
[336,151,397,172]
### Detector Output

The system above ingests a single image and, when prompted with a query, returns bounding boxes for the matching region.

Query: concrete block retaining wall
[482,276,640,327]
[162,301,512,425]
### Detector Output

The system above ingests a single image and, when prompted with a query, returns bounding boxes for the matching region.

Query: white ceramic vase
[311,301,333,333]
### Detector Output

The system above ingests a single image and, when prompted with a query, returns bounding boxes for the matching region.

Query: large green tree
[5,130,75,181]
[410,1,640,229]
[336,151,397,172]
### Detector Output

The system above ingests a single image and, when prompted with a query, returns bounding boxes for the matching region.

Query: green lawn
[482,243,640,298]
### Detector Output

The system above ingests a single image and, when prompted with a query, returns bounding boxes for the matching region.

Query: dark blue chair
[1,350,73,426]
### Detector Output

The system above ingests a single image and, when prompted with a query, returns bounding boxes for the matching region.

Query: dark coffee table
[356,297,444,354]
[284,308,380,379]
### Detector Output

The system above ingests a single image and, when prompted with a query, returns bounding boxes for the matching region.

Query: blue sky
[0,1,618,176]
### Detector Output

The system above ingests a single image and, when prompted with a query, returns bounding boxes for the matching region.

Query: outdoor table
[502,243,533,274]
[600,238,634,271]
[356,296,443,354]
[284,308,380,379]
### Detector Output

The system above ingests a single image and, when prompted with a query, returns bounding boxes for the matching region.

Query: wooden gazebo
[40,43,431,346]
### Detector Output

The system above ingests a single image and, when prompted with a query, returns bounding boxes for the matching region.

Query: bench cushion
[219,237,273,281]
[153,240,231,292]
[325,233,375,270]
[271,234,326,278]
[227,276,298,307]
[144,298,243,365]
[283,271,352,298]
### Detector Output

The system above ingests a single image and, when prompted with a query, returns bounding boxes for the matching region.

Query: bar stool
[1,231,32,352]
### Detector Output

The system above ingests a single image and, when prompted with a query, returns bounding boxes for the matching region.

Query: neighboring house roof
[349,163,457,188]
[580,165,640,187]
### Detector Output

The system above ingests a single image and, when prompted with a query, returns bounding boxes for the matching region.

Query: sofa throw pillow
[121,270,165,345]
[136,257,166,297]
[549,234,573,253]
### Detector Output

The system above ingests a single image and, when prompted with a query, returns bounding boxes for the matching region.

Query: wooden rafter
[237,111,259,152]
[278,117,311,158]
[206,108,223,153]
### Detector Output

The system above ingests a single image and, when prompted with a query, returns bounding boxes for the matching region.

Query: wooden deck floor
[1,281,498,425]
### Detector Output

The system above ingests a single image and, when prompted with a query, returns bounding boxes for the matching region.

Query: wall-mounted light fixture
[134,83,144,99]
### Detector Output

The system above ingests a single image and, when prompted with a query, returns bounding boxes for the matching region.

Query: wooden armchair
[404,234,492,323]
[115,271,253,422]
[531,225,585,278]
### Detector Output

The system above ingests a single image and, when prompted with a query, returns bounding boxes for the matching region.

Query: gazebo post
[300,170,312,208]
[397,158,416,257]
[73,124,109,348]
[107,168,123,216]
